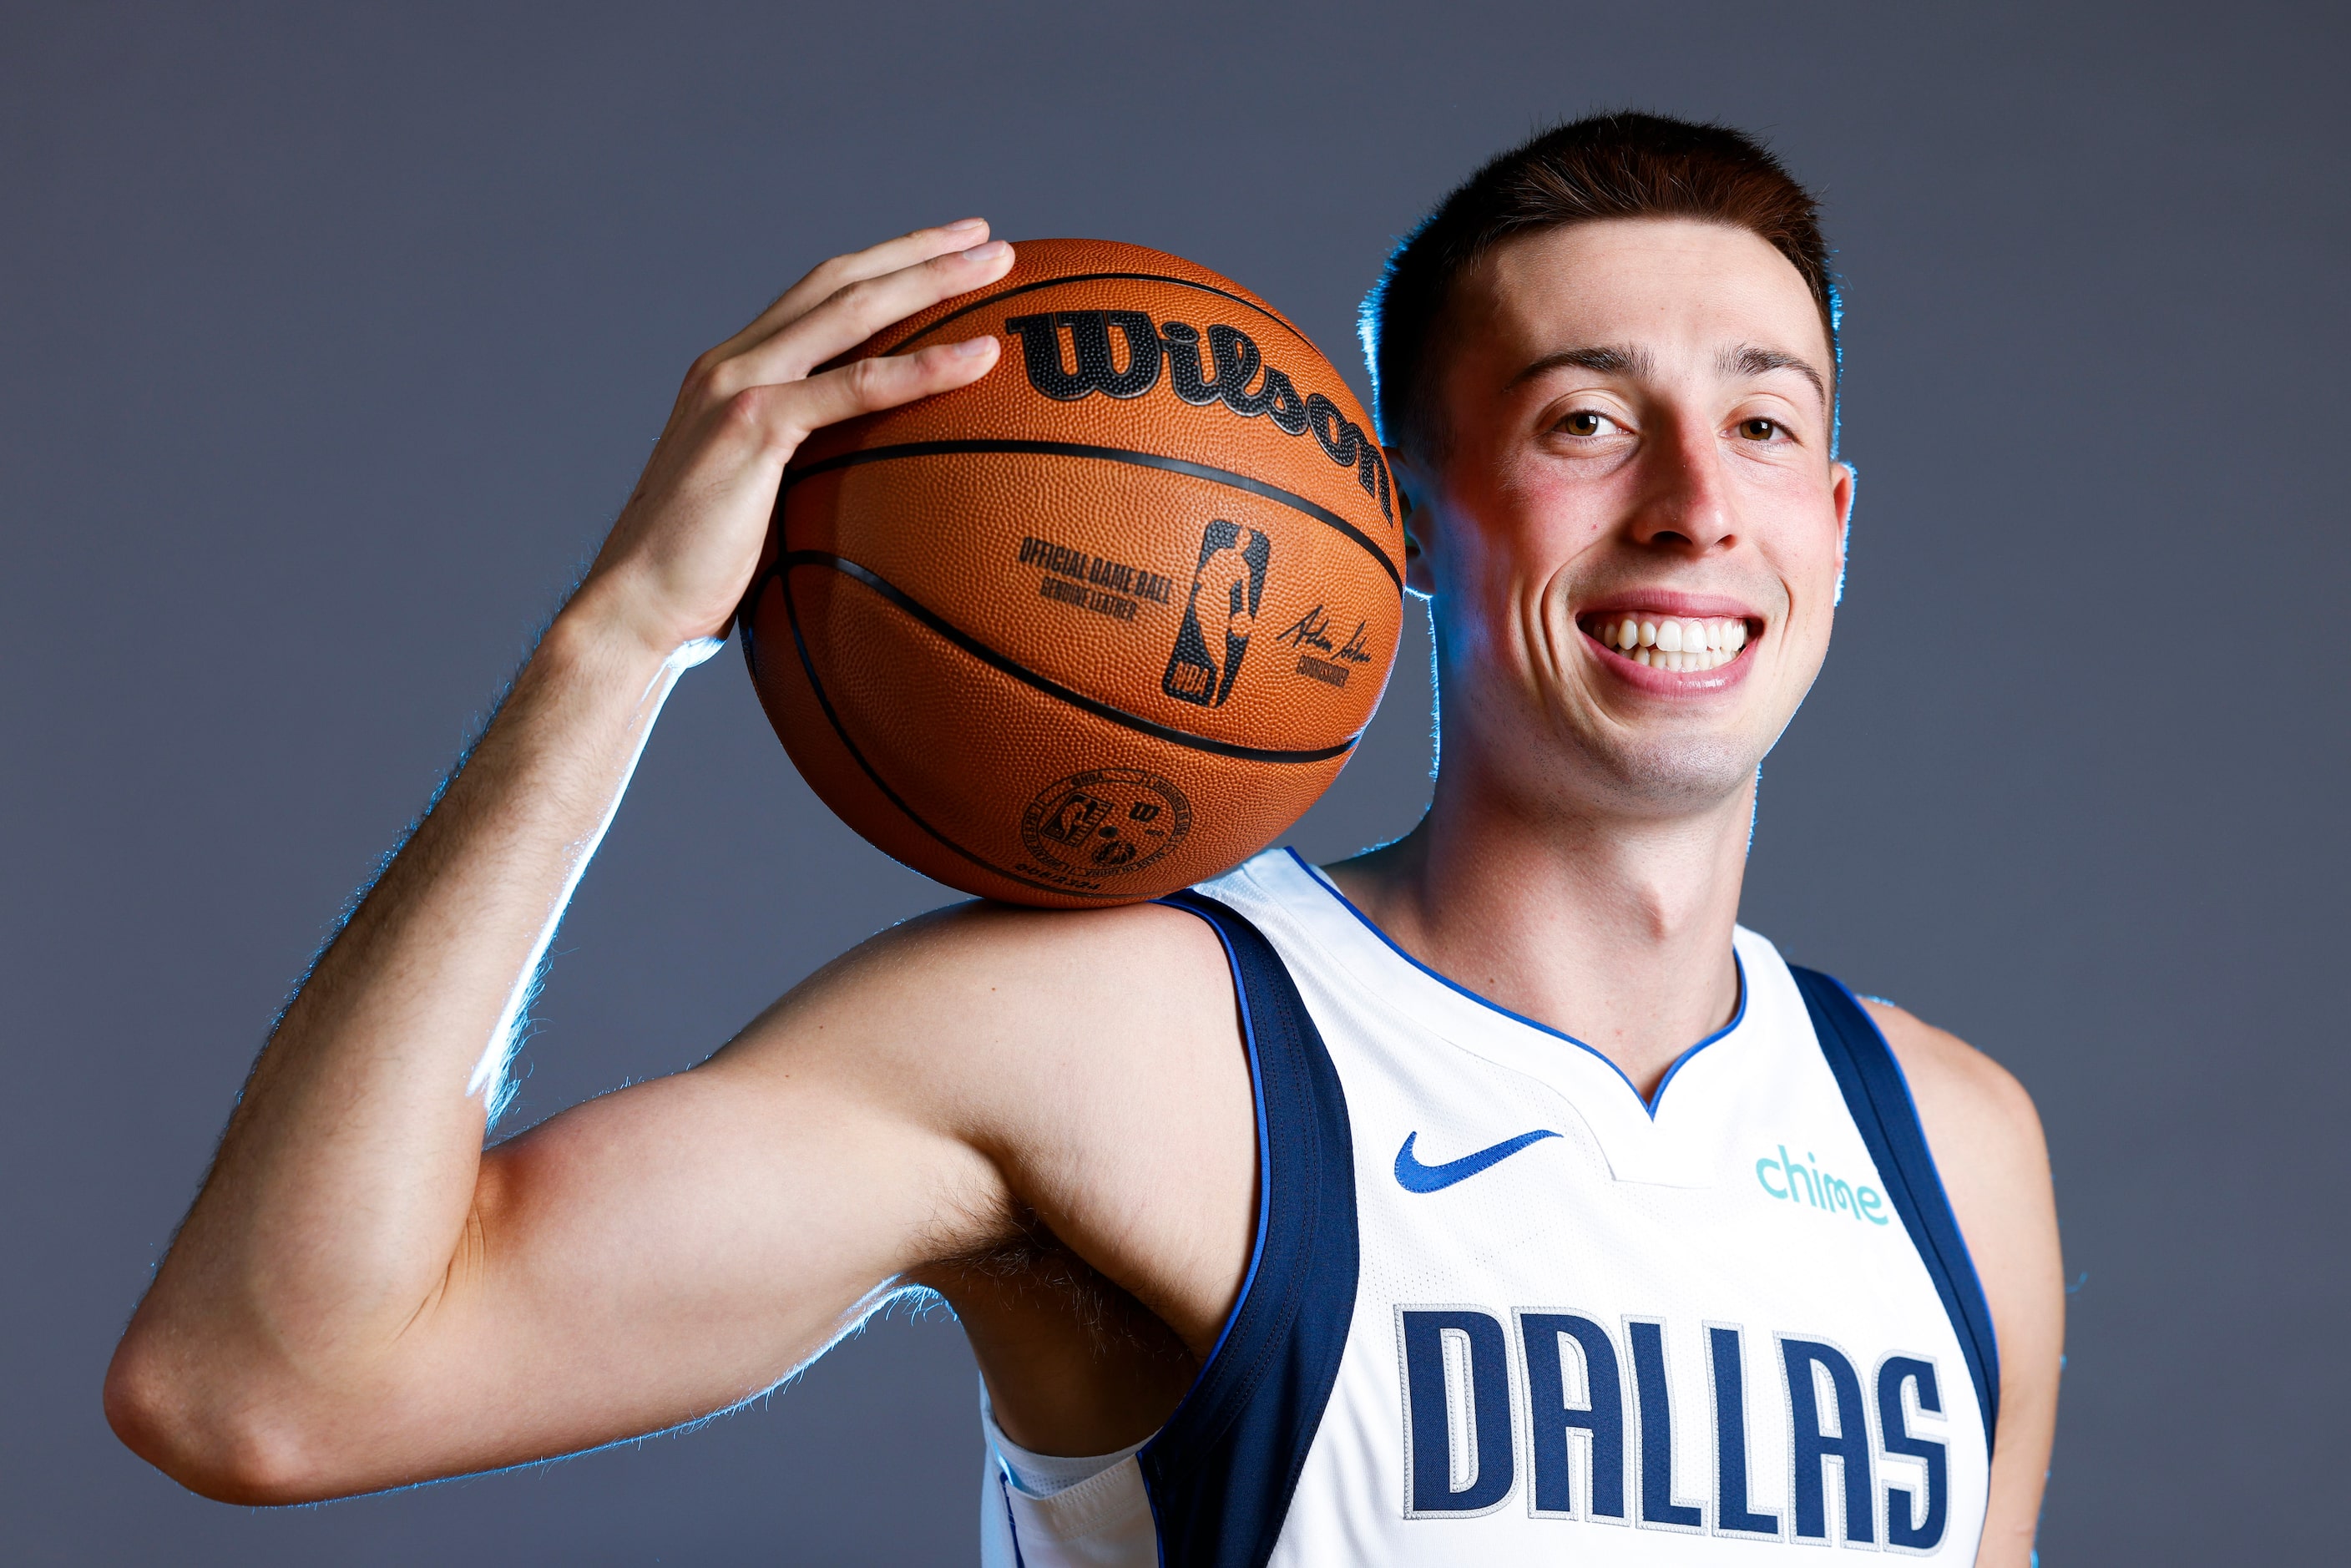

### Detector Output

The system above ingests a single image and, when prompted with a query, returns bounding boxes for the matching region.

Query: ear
[1388,446,1438,597]
[1829,458,1858,607]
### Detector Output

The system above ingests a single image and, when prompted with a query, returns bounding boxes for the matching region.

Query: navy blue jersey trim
[1177,898,1274,1375]
[1144,891,1359,1568]
[1788,964,2001,1454]
[999,1472,1030,1568]
[1281,847,1746,1117]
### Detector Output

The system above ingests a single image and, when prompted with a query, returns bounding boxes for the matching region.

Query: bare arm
[104,224,1027,1501]
[106,891,1241,1503]
[1864,1000,2062,1568]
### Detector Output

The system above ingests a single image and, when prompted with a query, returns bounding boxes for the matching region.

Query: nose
[1627,412,1737,554]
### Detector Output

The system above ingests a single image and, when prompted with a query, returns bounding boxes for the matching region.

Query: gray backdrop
[5,2,2343,1561]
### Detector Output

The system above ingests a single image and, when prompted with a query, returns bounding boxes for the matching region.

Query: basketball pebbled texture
[741,239,1405,906]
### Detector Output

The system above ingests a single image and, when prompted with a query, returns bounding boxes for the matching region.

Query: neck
[1326,744,1753,1100]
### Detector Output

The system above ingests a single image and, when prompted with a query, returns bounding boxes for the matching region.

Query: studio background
[4,3,2342,1561]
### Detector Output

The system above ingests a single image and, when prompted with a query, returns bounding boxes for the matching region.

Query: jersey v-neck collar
[1251,847,1753,1186]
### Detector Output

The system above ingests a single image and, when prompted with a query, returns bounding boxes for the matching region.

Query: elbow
[104,1328,344,1506]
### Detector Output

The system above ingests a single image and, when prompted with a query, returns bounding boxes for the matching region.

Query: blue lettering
[1781,1338,1875,1545]
[1877,1356,1949,1550]
[1628,1321,1705,1530]
[1400,1309,1516,1515]
[1759,1145,1893,1227]
[1707,1327,1781,1539]
[1779,1145,1821,1206]
[1520,1313,1626,1520]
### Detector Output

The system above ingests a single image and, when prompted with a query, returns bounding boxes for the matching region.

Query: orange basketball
[741,240,1404,907]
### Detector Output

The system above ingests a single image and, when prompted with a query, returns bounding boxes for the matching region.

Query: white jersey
[982,848,1997,1566]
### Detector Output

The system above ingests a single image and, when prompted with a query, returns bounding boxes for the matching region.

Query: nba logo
[1163,519,1272,707]
[1036,788,1113,847]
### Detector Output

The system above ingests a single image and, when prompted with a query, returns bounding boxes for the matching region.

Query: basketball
[741,239,1405,907]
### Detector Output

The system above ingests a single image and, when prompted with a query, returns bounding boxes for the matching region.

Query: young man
[106,114,2062,1563]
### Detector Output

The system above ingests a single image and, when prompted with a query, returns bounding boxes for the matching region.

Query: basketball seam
[756,567,1126,902]
[785,550,1363,766]
[871,270,1312,359]
[781,439,1403,590]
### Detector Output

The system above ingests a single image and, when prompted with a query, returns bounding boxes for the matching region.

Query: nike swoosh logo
[1393,1129,1562,1193]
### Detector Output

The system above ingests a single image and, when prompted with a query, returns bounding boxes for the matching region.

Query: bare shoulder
[703,896,1256,1341]
[718,897,1233,1074]
[1858,999,2047,1175]
[1853,997,2054,1272]
[1862,999,2062,1557]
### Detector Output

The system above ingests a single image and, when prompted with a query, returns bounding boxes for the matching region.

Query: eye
[1735,417,1783,442]
[1556,408,1622,438]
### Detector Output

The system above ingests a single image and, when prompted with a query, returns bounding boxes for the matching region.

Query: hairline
[1393,214,1842,465]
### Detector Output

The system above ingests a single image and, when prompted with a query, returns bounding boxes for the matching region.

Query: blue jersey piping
[1151,895,1274,1383]
[1138,890,1362,1568]
[1280,847,1746,1117]
[1789,964,2002,1456]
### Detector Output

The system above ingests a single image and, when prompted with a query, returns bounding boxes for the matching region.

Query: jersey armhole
[1140,891,1360,1568]
[1788,963,2002,1455]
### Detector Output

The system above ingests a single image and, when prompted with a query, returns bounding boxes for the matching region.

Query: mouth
[1575,611,1752,673]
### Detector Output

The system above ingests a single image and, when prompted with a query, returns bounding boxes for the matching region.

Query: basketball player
[106,115,2062,1563]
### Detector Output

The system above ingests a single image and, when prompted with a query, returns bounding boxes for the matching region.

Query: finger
[724,240,1014,393]
[705,220,990,367]
[763,336,1001,441]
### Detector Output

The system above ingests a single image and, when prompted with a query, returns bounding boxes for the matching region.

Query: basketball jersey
[980,847,1997,1565]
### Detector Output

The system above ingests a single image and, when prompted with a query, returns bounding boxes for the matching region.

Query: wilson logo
[1002,311,1393,521]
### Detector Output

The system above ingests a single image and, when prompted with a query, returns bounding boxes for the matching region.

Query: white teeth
[1583,614,1755,669]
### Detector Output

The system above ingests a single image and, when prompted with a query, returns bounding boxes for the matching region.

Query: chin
[1568,731,1764,816]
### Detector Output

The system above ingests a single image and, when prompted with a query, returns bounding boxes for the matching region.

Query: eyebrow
[1505,341,1831,410]
[1506,344,1654,387]
[1718,342,1828,407]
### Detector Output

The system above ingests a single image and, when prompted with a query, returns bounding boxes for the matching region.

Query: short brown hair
[1360,112,1838,459]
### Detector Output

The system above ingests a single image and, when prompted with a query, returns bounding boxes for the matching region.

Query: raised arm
[103,225,1024,1501]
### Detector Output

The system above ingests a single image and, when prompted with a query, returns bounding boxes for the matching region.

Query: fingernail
[959,240,1009,261]
[949,336,995,357]
[943,217,986,232]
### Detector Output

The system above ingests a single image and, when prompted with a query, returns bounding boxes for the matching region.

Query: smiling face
[1402,217,1853,819]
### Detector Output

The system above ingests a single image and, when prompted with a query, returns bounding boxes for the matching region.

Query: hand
[571,220,1014,656]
